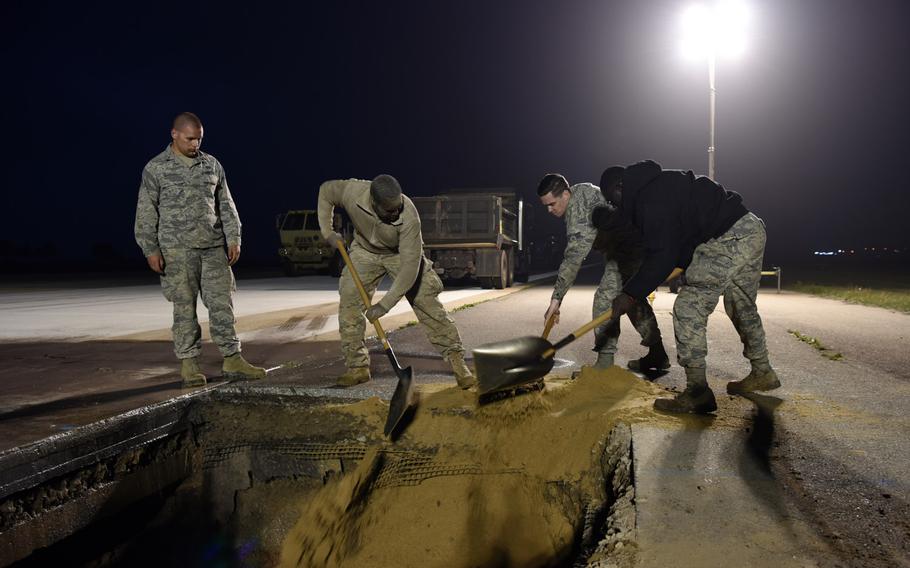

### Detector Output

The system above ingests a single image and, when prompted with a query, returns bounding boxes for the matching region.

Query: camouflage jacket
[317,179,424,312]
[134,146,241,257]
[552,183,605,301]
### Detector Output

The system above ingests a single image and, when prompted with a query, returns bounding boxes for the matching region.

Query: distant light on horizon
[680,1,751,60]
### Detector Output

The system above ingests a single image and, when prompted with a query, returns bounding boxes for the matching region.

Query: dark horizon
[3,0,909,271]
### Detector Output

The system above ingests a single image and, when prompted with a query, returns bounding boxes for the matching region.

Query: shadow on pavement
[0,380,184,422]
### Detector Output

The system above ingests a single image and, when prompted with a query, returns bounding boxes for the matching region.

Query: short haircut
[370,174,403,206]
[600,166,625,192]
[536,173,570,197]
[173,112,203,130]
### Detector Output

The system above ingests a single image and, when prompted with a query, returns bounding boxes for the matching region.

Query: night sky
[2,0,908,268]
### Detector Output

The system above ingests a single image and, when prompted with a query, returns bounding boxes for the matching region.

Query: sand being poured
[278,367,668,567]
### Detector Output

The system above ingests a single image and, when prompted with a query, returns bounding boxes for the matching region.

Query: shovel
[474,268,683,395]
[336,244,417,437]
[474,309,616,395]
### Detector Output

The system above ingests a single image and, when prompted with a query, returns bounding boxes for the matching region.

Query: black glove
[611,292,636,319]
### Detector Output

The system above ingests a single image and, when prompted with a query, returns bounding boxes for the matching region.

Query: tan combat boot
[222,353,267,380]
[337,367,371,387]
[447,353,477,389]
[180,358,207,388]
[653,367,717,414]
[727,368,780,394]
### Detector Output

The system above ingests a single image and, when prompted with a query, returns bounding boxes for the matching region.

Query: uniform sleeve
[551,218,597,301]
[215,161,242,246]
[317,180,346,239]
[377,215,422,312]
[134,165,161,257]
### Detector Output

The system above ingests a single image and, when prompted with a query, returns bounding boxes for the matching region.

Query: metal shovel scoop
[474,309,615,396]
[475,268,683,396]
[337,244,418,437]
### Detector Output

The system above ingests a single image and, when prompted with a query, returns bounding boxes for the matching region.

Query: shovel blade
[384,366,416,437]
[473,336,555,396]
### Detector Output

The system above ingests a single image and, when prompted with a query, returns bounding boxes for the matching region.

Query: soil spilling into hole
[279,367,665,567]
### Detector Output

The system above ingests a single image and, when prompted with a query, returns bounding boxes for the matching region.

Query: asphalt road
[1,266,908,566]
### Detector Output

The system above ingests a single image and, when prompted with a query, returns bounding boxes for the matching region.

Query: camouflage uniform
[134,146,242,359]
[318,179,464,369]
[673,213,769,368]
[552,183,662,355]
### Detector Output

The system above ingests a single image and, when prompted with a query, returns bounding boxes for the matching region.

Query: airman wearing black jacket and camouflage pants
[597,161,779,414]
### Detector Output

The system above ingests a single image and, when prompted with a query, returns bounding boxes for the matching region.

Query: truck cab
[276,210,349,276]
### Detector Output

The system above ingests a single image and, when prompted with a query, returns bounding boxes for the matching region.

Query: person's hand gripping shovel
[336,243,418,437]
[473,269,682,396]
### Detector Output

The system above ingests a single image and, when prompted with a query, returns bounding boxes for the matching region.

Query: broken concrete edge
[0,383,369,499]
[585,422,638,568]
[0,385,219,501]
[0,385,361,566]
[212,383,380,405]
[0,431,195,566]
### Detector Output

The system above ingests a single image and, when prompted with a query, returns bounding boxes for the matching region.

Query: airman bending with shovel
[597,161,780,414]
[537,174,669,372]
[318,175,476,389]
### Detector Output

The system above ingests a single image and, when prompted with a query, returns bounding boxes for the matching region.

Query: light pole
[680,1,749,180]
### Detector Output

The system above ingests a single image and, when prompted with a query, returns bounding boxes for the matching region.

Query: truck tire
[282,262,299,277]
[479,277,493,289]
[492,250,509,289]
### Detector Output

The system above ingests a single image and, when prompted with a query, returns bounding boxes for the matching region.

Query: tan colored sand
[279,367,671,568]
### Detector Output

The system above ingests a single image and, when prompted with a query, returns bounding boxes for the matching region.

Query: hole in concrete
[1,370,647,568]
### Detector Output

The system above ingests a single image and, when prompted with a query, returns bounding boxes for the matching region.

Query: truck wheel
[479,277,493,289]
[282,263,298,277]
[492,250,508,289]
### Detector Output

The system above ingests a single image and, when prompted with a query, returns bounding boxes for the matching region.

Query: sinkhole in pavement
[0,368,667,568]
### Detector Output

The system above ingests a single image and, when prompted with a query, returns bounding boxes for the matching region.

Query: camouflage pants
[339,244,464,369]
[593,256,663,354]
[160,247,239,360]
[673,213,769,369]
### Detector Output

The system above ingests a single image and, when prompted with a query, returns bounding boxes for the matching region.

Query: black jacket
[615,160,748,299]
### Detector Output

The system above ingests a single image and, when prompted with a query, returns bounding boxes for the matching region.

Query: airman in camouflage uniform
[598,161,779,414]
[537,174,668,370]
[318,175,475,389]
[134,112,266,387]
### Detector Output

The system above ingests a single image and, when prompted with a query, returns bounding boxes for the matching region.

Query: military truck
[276,210,350,276]
[412,189,530,289]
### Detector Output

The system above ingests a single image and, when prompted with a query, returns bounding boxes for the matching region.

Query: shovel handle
[542,312,557,339]
[541,268,684,359]
[337,243,391,346]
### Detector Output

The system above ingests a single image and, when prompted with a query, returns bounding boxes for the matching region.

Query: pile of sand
[279,367,667,568]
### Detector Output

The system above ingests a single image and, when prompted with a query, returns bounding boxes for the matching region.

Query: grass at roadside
[787,329,844,361]
[787,282,910,313]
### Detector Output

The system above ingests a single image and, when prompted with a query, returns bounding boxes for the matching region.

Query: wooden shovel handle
[337,243,390,345]
[541,268,684,359]
[542,312,557,339]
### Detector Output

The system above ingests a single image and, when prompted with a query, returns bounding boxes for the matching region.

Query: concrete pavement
[1,267,908,565]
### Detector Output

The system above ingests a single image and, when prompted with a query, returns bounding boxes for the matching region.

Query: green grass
[787,329,844,361]
[787,282,910,313]
[452,301,481,312]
